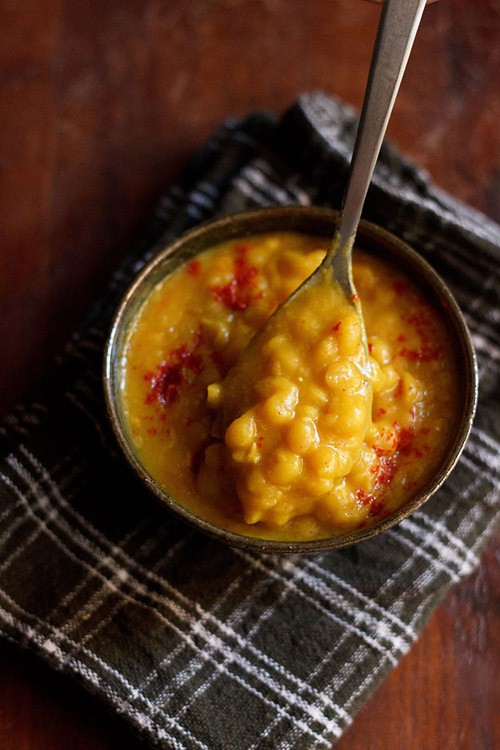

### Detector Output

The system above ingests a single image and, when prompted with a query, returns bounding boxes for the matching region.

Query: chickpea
[306,445,340,478]
[245,467,277,498]
[300,384,328,407]
[313,336,338,369]
[369,358,385,393]
[274,345,301,375]
[324,359,363,393]
[368,336,391,365]
[305,474,335,497]
[381,366,400,391]
[319,487,367,526]
[334,313,362,357]
[264,448,302,486]
[259,391,298,425]
[291,312,321,339]
[207,382,222,408]
[285,417,319,454]
[371,423,398,453]
[225,413,256,450]
[256,376,298,400]
[300,249,326,276]
[263,335,287,358]
[323,394,368,438]
[401,372,423,406]
[296,404,320,420]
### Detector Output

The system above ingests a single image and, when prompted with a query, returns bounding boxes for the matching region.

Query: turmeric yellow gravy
[122,232,458,541]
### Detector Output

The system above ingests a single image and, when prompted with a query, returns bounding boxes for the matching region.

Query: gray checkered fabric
[0,93,498,750]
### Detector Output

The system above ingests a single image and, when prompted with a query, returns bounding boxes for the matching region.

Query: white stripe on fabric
[243,161,312,205]
[472,425,500,453]
[235,168,298,206]
[415,511,481,570]
[0,508,32,558]
[387,526,460,583]
[467,431,500,473]
[460,453,499,489]
[140,554,253,688]
[467,321,500,362]
[380,537,446,613]
[401,517,477,576]
[0,497,24,529]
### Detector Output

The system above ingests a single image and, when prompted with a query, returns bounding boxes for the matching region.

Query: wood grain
[0,0,498,747]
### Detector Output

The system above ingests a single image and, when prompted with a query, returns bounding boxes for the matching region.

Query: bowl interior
[104,206,478,553]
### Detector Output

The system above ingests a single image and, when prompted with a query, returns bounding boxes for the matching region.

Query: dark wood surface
[0,1,498,748]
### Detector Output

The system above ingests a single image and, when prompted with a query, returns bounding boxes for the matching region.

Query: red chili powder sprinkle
[351,293,360,303]
[398,427,415,452]
[356,489,373,506]
[397,310,443,363]
[369,502,384,517]
[356,490,384,517]
[186,259,201,277]
[332,321,342,332]
[374,454,397,487]
[378,407,386,416]
[368,342,373,353]
[145,331,204,407]
[147,427,157,436]
[211,244,259,311]
[369,423,417,489]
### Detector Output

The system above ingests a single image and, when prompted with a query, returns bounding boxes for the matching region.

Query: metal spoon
[216,0,428,432]
[330,0,428,298]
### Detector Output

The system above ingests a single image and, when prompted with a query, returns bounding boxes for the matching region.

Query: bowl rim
[103,205,478,554]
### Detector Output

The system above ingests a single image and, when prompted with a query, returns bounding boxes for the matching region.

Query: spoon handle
[331,0,428,289]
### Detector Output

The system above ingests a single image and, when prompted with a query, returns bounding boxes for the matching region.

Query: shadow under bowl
[104,206,478,553]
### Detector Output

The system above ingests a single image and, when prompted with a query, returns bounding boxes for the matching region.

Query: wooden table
[0,1,498,747]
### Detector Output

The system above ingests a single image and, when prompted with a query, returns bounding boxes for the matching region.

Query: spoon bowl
[214,0,429,492]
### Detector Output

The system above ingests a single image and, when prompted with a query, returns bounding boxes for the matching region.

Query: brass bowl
[104,206,478,553]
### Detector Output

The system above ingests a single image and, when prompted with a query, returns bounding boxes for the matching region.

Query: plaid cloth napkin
[0,92,498,750]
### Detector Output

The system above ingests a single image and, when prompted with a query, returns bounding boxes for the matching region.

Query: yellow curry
[122,232,458,541]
